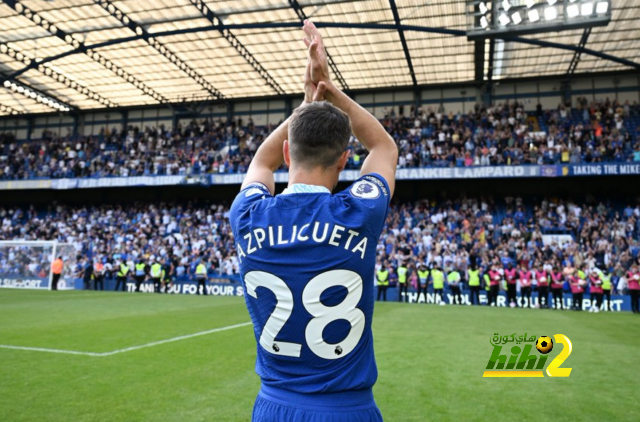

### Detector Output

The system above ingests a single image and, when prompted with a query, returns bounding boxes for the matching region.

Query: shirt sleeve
[341,173,390,237]
[229,182,273,233]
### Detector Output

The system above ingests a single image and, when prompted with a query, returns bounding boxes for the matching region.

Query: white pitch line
[0,344,103,357]
[0,322,252,357]
[100,322,252,356]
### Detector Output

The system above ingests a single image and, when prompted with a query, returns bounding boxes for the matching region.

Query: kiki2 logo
[483,334,573,378]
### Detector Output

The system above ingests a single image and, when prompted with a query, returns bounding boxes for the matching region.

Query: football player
[229,20,397,422]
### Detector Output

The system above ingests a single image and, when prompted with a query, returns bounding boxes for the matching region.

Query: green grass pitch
[1,289,639,422]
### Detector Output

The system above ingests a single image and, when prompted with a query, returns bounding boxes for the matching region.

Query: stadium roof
[1,0,639,116]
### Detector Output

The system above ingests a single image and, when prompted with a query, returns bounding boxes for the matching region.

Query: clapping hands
[302,20,331,103]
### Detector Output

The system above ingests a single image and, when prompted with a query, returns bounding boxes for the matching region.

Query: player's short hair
[288,101,351,169]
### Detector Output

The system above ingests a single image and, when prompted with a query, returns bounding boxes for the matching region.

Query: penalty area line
[0,321,252,357]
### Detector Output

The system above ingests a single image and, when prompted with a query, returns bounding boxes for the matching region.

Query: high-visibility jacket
[150,263,162,278]
[376,270,389,286]
[484,274,491,291]
[195,263,207,280]
[95,263,104,275]
[468,269,480,286]
[52,259,63,275]
[397,266,408,284]
[135,263,146,276]
[117,263,129,277]
[432,270,445,289]
[447,271,461,285]
[418,269,429,284]
[601,274,611,290]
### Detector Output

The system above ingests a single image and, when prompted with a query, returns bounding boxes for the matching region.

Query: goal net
[0,241,79,290]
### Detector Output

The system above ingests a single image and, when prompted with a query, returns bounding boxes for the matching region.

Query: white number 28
[244,269,365,360]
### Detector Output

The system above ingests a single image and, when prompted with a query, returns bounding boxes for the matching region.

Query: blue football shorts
[252,385,383,422]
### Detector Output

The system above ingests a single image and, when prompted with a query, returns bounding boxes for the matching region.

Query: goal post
[0,241,79,290]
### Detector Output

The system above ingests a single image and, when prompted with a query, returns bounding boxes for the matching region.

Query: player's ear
[283,140,291,168]
[337,150,349,172]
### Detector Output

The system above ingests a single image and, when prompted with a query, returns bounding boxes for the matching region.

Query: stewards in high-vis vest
[600,269,612,312]
[134,260,147,292]
[150,260,163,294]
[376,266,389,302]
[431,267,445,305]
[94,261,105,291]
[447,269,461,305]
[467,266,481,306]
[51,257,63,291]
[397,264,408,303]
[417,265,429,303]
[115,261,129,292]
[161,259,172,294]
[195,261,208,295]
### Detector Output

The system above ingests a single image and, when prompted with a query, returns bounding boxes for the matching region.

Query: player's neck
[288,167,336,192]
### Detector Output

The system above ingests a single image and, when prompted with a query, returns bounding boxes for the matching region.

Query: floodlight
[480,16,489,28]
[480,2,488,14]
[547,0,557,5]
[544,6,557,20]
[502,0,511,12]
[499,13,510,26]
[512,11,523,25]
[581,2,594,16]
[526,0,536,7]
[595,2,608,14]
[3,80,10,88]
[528,9,540,21]
[567,4,579,18]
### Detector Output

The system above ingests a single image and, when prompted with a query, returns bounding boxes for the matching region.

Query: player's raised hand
[302,20,330,85]
[304,60,327,103]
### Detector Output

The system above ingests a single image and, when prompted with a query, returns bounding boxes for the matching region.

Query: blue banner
[560,163,640,177]
[1,277,633,312]
[0,275,50,289]
[385,287,631,312]
[1,163,639,191]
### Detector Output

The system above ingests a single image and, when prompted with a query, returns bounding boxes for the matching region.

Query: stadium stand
[2,196,638,294]
[2,99,640,180]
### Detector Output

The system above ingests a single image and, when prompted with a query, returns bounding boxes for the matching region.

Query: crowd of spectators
[2,98,640,180]
[1,196,639,295]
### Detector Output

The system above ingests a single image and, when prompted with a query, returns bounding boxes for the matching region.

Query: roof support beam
[2,70,74,112]
[1,41,114,108]
[91,0,224,101]
[187,0,284,95]
[567,28,592,75]
[0,102,24,115]
[487,39,496,82]
[9,21,640,82]
[2,0,162,106]
[388,0,417,86]
[288,0,350,91]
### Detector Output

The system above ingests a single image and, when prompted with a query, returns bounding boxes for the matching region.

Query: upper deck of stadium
[1,0,640,115]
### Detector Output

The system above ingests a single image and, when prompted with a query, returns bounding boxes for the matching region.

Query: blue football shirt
[229,174,390,394]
